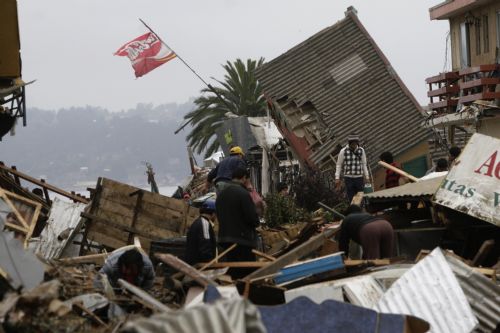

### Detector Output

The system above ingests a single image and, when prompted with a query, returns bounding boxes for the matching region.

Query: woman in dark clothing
[338,205,394,259]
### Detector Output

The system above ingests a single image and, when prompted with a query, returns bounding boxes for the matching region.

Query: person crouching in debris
[338,205,394,260]
[185,199,217,266]
[94,248,155,290]
[216,167,260,263]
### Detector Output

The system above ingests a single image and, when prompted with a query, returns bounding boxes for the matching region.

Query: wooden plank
[378,161,419,182]
[472,239,495,267]
[244,227,340,280]
[101,178,185,211]
[344,259,391,267]
[351,192,364,206]
[252,249,276,262]
[117,279,171,312]
[0,163,89,203]
[198,261,268,269]
[155,253,217,287]
[128,190,144,244]
[99,193,186,220]
[58,253,109,266]
[199,243,237,271]
[89,207,180,241]
[82,212,164,242]
[73,302,109,327]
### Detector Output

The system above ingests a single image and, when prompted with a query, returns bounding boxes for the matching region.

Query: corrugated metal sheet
[444,253,500,332]
[364,175,445,200]
[284,275,384,308]
[257,10,431,172]
[374,248,478,333]
[31,197,87,259]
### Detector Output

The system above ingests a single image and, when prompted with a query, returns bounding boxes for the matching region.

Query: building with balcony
[425,0,500,160]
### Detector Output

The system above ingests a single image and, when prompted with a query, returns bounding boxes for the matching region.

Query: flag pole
[139,18,211,88]
[138,18,232,134]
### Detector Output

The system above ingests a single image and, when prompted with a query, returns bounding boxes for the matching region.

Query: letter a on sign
[474,151,500,179]
[115,32,176,78]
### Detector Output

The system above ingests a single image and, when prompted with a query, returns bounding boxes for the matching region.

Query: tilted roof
[256,9,431,172]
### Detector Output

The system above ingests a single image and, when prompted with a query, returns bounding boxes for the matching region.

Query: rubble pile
[0,135,499,333]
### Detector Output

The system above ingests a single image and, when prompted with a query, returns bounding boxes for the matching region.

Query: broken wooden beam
[344,259,391,267]
[245,226,340,280]
[117,279,171,312]
[472,239,495,267]
[252,249,276,262]
[378,161,419,182]
[198,261,268,269]
[155,253,217,287]
[57,253,109,266]
[318,202,345,219]
[0,162,89,203]
[199,243,237,272]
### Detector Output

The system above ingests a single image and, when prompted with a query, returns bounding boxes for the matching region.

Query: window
[475,19,481,55]
[483,15,489,53]
[460,22,471,68]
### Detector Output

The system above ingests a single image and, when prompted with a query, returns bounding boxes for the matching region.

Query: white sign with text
[434,133,500,226]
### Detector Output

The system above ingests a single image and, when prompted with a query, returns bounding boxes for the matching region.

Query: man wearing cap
[184,199,217,265]
[335,134,370,203]
[206,146,247,194]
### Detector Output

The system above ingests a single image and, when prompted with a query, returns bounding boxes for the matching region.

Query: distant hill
[0,101,198,191]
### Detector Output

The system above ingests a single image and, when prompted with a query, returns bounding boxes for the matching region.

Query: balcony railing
[426,64,500,114]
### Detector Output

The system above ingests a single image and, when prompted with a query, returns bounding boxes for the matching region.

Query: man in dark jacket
[185,199,217,265]
[338,205,394,259]
[206,146,247,194]
[216,167,260,262]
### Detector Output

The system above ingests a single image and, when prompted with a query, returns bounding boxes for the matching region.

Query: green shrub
[264,193,308,228]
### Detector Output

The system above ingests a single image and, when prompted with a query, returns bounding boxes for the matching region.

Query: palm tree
[183,58,266,157]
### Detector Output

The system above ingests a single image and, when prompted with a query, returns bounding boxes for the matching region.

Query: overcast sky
[18,0,449,112]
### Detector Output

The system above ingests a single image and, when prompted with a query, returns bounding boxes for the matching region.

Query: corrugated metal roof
[31,197,87,259]
[444,253,500,332]
[364,176,445,200]
[256,10,431,171]
[374,248,478,333]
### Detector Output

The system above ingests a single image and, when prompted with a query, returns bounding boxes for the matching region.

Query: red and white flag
[115,32,176,78]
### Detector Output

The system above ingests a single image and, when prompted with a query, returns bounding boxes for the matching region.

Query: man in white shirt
[335,134,370,203]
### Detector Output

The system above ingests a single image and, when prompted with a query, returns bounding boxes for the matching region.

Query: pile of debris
[1,129,500,333]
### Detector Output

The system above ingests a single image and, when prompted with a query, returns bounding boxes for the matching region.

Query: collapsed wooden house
[255,7,432,189]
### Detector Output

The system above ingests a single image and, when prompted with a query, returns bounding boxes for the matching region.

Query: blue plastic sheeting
[259,297,428,333]
[274,253,344,284]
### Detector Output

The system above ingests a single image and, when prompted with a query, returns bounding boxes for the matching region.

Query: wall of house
[372,140,429,191]
[478,117,500,138]
[450,3,500,70]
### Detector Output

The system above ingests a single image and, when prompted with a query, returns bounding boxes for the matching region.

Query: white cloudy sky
[18,0,449,111]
